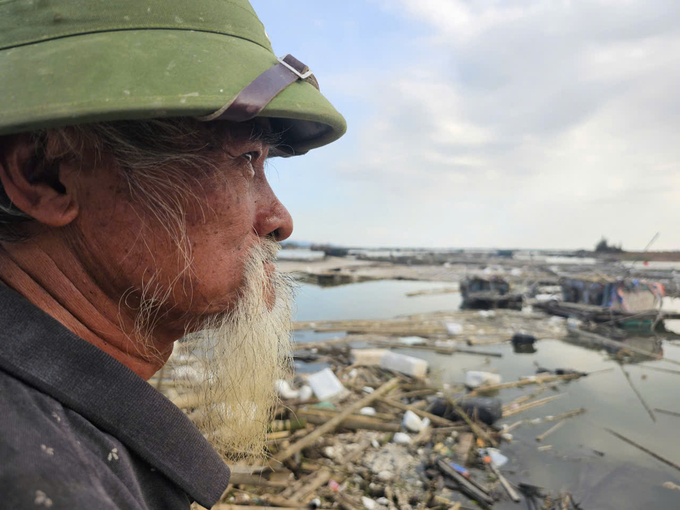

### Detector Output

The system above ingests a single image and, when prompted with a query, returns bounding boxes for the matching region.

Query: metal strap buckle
[278,54,314,80]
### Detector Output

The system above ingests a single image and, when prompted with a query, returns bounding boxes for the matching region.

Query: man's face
[1,119,297,460]
[68,120,293,344]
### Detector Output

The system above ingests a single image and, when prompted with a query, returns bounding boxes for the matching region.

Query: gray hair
[0,118,232,244]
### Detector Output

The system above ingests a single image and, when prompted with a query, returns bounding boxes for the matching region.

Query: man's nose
[254,193,293,242]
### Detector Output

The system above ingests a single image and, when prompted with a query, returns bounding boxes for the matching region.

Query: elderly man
[0,1,345,509]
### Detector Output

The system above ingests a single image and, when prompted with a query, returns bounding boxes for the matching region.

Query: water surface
[293,280,680,507]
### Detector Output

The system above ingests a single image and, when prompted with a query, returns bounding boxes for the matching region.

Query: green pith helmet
[0,0,346,156]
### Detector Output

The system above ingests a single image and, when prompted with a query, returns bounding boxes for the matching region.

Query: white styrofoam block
[380,351,428,378]
[307,368,346,401]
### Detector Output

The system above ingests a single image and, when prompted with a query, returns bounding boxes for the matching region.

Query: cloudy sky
[252,0,680,250]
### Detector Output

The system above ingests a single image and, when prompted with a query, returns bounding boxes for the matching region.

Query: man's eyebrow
[248,124,284,148]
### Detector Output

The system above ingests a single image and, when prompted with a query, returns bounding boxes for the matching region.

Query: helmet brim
[0,29,346,155]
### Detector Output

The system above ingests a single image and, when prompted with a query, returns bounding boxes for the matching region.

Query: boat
[533,274,680,335]
[459,276,523,310]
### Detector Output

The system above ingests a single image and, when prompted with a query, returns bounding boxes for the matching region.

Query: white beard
[173,239,295,462]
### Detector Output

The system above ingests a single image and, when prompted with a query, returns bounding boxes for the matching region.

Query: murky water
[293,280,680,508]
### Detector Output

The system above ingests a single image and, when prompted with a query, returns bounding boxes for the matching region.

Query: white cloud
[323,0,680,249]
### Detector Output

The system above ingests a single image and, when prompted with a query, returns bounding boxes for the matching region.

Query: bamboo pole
[295,407,395,422]
[269,419,307,432]
[545,408,586,422]
[655,408,680,418]
[488,462,520,502]
[536,420,565,442]
[619,364,656,423]
[606,428,680,473]
[295,409,400,432]
[502,394,566,418]
[437,459,494,506]
[272,378,399,464]
[466,373,582,397]
[634,365,680,376]
[406,287,459,297]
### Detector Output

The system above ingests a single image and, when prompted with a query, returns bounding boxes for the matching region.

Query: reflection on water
[293,280,680,507]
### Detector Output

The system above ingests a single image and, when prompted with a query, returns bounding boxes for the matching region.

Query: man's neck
[0,241,171,380]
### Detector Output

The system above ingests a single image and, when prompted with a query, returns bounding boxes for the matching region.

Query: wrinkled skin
[0,121,293,379]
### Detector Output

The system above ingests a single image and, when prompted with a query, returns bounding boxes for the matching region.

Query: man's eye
[242,152,258,164]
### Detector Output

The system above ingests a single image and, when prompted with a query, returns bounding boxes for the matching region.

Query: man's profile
[0,1,345,508]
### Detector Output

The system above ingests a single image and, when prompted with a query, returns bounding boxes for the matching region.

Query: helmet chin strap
[199,54,319,123]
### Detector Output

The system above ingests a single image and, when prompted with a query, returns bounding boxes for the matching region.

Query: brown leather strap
[202,54,319,123]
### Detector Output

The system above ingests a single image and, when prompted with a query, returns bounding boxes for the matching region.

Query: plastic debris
[362,496,377,510]
[430,396,503,425]
[380,351,429,378]
[402,410,425,432]
[398,336,427,345]
[275,380,300,400]
[351,348,388,366]
[307,368,346,401]
[445,322,463,335]
[377,470,394,481]
[298,385,313,402]
[464,370,502,389]
[393,432,412,444]
[486,447,509,467]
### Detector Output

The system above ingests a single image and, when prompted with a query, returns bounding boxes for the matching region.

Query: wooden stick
[605,428,680,473]
[377,397,456,427]
[502,394,566,418]
[272,378,399,464]
[294,407,395,421]
[503,387,548,410]
[457,347,503,357]
[488,462,520,502]
[257,495,307,508]
[225,473,289,487]
[504,420,525,432]
[437,459,494,507]
[269,419,307,432]
[619,364,656,423]
[444,397,497,447]
[398,388,437,399]
[466,373,581,397]
[545,408,586,422]
[267,431,291,441]
[636,365,680,376]
[295,409,400,432]
[406,287,459,297]
[536,420,565,442]
[288,468,332,502]
[655,408,680,418]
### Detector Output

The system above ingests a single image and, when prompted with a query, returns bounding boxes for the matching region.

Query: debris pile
[162,333,594,510]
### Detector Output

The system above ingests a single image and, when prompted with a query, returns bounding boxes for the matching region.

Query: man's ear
[0,134,79,227]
